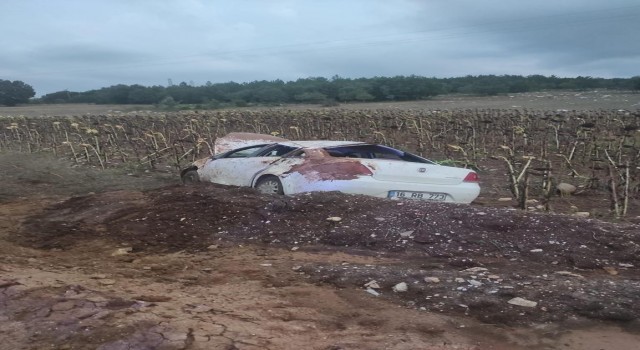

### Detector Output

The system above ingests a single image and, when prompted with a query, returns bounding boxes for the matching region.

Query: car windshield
[214,143,298,159]
[324,144,434,164]
[214,144,268,159]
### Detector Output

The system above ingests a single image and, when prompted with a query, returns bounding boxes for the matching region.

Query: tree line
[2,75,640,107]
[0,79,36,106]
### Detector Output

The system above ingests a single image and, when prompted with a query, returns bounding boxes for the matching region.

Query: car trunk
[362,160,471,185]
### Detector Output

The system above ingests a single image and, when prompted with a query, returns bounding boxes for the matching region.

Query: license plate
[388,191,447,201]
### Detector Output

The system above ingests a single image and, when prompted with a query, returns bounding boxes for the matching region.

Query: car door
[211,158,281,186]
[199,145,269,186]
[200,144,295,186]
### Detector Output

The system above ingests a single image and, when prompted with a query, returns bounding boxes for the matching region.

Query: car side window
[326,145,433,164]
[370,148,403,160]
[224,145,268,158]
[256,145,297,157]
[285,149,306,158]
[325,147,369,158]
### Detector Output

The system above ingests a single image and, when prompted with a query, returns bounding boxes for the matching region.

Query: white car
[181,133,480,203]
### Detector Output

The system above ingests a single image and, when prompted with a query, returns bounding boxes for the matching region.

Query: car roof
[278,140,367,148]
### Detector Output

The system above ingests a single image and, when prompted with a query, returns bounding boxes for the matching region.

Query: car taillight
[463,172,479,182]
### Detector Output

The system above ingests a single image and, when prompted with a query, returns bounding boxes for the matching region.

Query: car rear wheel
[255,175,284,195]
[181,169,200,184]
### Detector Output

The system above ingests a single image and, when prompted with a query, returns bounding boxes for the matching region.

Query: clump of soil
[16,183,640,326]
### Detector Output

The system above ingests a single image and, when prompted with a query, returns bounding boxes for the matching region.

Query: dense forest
[19,74,640,108]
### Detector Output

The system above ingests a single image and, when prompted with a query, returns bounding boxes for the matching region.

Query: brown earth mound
[15,183,640,326]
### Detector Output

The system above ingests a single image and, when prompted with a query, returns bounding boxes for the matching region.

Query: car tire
[255,175,284,195]
[181,169,200,184]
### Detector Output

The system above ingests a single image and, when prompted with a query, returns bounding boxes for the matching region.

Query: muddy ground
[1,150,640,350]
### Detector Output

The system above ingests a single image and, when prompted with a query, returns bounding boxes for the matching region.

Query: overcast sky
[1,0,639,96]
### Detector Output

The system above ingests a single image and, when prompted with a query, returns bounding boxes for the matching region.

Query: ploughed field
[2,92,639,220]
[1,93,640,349]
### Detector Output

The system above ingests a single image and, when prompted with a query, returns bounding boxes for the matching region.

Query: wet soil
[2,151,640,349]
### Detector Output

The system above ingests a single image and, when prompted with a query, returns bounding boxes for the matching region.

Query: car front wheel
[181,169,200,184]
[255,175,284,195]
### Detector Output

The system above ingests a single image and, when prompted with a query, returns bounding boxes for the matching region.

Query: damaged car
[181,133,480,203]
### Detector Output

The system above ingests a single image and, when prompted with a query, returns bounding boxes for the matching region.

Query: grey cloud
[2,0,639,96]
[29,45,150,65]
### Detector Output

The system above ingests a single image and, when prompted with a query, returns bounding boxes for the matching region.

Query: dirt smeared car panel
[285,159,372,182]
[257,149,370,181]
[288,161,372,181]
[202,157,281,186]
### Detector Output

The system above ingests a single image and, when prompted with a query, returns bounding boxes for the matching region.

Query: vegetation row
[2,75,640,107]
[1,108,638,218]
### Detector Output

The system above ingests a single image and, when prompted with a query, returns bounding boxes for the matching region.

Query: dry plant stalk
[604,150,629,217]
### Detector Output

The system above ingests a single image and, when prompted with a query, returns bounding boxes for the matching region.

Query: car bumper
[282,175,480,204]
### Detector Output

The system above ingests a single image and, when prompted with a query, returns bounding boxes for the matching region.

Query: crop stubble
[1,105,639,219]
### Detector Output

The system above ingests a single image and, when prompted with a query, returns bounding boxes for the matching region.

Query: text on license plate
[388,191,447,201]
